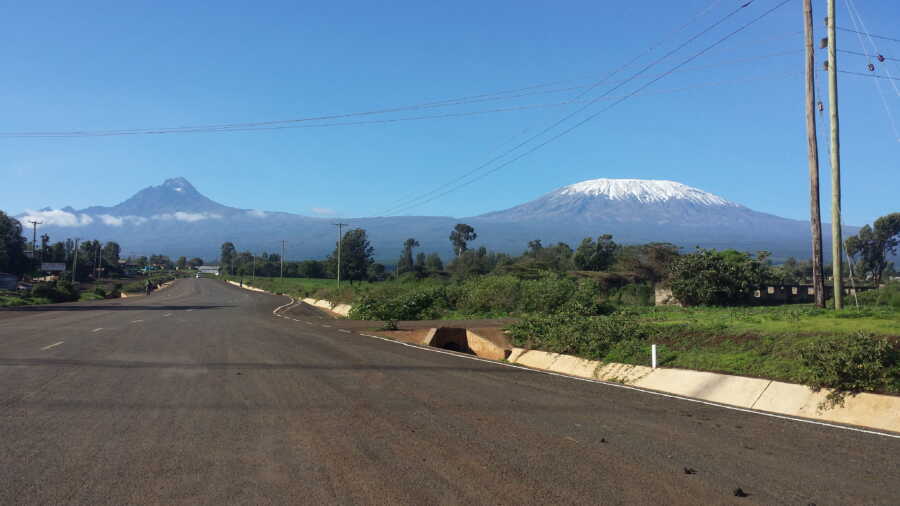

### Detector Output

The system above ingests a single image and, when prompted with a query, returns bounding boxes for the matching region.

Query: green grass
[0,295,53,307]
[223,276,345,300]
[634,305,900,338]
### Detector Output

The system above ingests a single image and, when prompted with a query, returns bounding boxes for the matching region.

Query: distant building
[197,266,220,276]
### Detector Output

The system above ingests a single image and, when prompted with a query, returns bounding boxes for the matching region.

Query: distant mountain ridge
[17,177,851,261]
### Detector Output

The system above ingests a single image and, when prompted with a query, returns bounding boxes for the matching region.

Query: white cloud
[311,207,336,216]
[247,209,267,218]
[153,211,222,223]
[96,215,150,226]
[98,214,124,226]
[20,209,93,227]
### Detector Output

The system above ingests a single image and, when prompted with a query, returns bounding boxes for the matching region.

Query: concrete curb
[224,280,268,293]
[506,348,900,434]
[300,298,351,317]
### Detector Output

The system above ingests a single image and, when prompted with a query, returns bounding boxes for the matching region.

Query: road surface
[1,278,897,505]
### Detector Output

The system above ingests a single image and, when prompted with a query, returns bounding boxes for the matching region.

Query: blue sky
[2,0,898,226]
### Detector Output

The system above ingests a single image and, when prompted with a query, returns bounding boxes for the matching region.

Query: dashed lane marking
[41,341,64,350]
[163,313,172,317]
[338,329,351,334]
[130,320,143,324]
[321,324,332,328]
[92,328,104,332]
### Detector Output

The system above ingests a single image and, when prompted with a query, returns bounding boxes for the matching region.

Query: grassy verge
[0,294,52,307]
[508,302,900,404]
[222,276,346,301]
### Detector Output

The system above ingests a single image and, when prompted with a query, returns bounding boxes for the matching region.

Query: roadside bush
[30,281,79,303]
[854,282,900,309]
[667,249,771,306]
[797,332,899,408]
[507,312,651,360]
[350,287,448,321]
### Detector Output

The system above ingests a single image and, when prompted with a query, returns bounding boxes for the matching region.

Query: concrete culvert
[426,328,474,355]
[422,327,512,359]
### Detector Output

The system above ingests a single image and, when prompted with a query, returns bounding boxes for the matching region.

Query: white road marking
[163,313,172,317]
[92,328,104,333]
[273,297,295,316]
[186,309,193,312]
[130,320,143,323]
[41,341,64,350]
[321,324,332,328]
[338,329,351,334]
[355,333,900,441]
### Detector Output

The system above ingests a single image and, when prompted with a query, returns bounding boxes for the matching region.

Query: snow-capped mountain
[17,177,849,261]
[478,178,763,226]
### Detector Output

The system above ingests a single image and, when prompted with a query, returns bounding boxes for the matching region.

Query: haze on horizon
[2,0,899,226]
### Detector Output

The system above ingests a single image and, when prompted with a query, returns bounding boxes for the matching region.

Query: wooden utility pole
[28,220,42,275]
[803,0,825,308]
[280,240,286,279]
[827,0,843,309]
[333,223,348,289]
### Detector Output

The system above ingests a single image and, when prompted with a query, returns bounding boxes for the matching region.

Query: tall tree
[328,228,374,283]
[414,252,427,276]
[0,211,29,275]
[102,241,121,266]
[188,257,204,268]
[845,213,900,286]
[176,256,188,269]
[573,234,618,271]
[449,223,477,256]
[425,253,444,273]
[397,238,419,274]
[220,242,236,274]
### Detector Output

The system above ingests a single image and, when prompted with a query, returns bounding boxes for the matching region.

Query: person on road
[145,279,152,296]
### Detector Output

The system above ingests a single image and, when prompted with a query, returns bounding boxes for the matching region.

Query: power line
[837,27,900,44]
[837,49,900,62]
[0,69,797,137]
[842,0,899,141]
[379,0,769,215]
[383,0,794,216]
[836,69,900,82]
[0,36,800,138]
[0,52,799,138]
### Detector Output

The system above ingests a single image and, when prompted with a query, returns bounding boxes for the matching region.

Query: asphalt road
[1,278,897,505]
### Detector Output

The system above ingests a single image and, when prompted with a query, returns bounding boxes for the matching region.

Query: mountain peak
[557,178,736,207]
[161,177,196,193]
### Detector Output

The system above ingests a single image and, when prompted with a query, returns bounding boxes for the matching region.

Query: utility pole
[803,0,826,308]
[827,0,844,309]
[71,238,80,283]
[28,220,42,275]
[280,240,285,279]
[333,223,348,289]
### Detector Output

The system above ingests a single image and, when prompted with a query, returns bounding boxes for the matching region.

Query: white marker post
[651,344,657,369]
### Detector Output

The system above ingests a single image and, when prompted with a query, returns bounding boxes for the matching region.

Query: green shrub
[350,287,448,321]
[668,249,772,306]
[30,281,79,303]
[797,332,898,408]
[507,312,651,360]
[854,282,900,309]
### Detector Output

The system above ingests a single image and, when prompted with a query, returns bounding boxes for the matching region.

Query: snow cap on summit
[557,178,738,207]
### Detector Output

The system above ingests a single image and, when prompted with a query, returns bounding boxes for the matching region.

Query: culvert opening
[431,327,475,355]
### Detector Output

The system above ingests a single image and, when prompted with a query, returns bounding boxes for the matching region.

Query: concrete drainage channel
[225,280,900,436]
[422,327,511,360]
